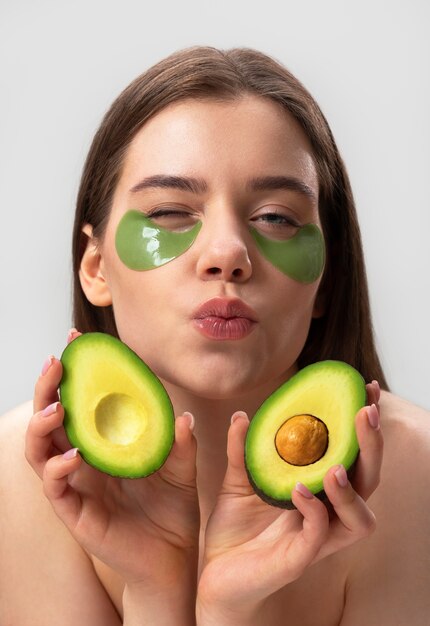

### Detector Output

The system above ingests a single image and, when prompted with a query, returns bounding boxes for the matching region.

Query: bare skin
[1,384,430,624]
[1,97,430,624]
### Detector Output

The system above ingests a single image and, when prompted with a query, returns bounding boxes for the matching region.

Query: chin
[165,369,259,401]
[192,383,249,401]
[154,348,299,402]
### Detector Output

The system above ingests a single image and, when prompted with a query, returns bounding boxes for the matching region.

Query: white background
[1,0,429,414]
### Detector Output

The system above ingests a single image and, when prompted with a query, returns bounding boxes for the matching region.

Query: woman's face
[93,95,323,399]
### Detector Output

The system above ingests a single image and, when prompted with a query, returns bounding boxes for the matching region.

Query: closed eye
[145,208,197,232]
[147,208,190,218]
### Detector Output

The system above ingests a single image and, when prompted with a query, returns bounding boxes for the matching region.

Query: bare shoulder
[0,402,121,625]
[377,389,430,480]
[0,401,40,532]
[377,389,430,497]
[379,388,430,437]
[341,390,430,625]
[0,400,34,482]
[0,399,33,438]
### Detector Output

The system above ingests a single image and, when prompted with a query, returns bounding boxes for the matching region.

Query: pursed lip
[192,297,259,322]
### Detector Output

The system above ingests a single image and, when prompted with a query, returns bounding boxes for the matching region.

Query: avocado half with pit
[244,360,366,509]
[59,332,175,478]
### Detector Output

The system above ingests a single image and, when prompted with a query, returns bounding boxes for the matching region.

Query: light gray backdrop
[1,0,429,414]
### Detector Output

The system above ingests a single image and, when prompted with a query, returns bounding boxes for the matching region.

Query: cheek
[272,274,320,317]
[106,266,157,329]
[268,280,320,348]
[106,261,180,356]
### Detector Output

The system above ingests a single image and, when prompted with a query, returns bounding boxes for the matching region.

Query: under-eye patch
[115,209,325,283]
[115,209,202,270]
[249,224,325,284]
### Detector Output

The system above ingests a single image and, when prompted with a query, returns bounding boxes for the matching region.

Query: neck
[160,363,297,527]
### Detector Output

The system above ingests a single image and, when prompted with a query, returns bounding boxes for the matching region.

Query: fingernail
[372,380,381,401]
[367,403,380,430]
[182,411,195,432]
[231,411,249,425]
[334,464,348,487]
[295,482,314,499]
[63,448,79,460]
[42,402,59,417]
[41,355,54,376]
[67,328,78,343]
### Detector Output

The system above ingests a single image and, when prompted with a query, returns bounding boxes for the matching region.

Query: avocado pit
[275,414,329,466]
[95,392,147,445]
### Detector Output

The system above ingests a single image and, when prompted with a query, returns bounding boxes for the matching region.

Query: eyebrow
[248,175,317,202]
[129,174,317,202]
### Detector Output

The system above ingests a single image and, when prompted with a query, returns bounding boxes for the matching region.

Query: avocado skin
[245,457,359,510]
[244,360,367,509]
[59,332,175,478]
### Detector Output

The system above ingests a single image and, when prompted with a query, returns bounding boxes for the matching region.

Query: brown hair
[72,45,389,389]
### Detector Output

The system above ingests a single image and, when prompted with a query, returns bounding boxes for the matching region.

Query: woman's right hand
[24,330,200,602]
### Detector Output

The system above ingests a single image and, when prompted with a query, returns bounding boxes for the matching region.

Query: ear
[79,224,113,307]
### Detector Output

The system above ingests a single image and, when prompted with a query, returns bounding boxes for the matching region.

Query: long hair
[71,45,389,389]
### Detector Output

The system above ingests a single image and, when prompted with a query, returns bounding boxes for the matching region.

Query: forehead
[117,95,319,197]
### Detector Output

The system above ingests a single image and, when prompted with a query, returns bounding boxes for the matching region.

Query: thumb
[161,412,197,487]
[220,411,255,497]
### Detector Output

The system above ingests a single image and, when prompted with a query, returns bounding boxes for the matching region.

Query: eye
[147,208,190,219]
[257,213,299,227]
[146,207,196,231]
[251,210,301,237]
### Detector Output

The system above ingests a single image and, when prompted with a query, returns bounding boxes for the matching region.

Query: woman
[1,46,429,625]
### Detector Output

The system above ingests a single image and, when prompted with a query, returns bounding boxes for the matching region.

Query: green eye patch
[115,209,325,283]
[249,224,325,283]
[115,209,202,270]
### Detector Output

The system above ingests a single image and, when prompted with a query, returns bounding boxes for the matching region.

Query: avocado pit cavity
[275,414,329,466]
[95,393,147,445]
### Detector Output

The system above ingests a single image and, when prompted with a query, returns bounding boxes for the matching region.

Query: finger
[43,449,83,529]
[25,402,71,478]
[33,356,62,414]
[51,423,74,456]
[314,463,377,561]
[273,485,329,582]
[365,380,380,412]
[219,412,254,497]
[34,328,82,414]
[67,328,82,344]
[161,412,197,486]
[373,379,381,405]
[350,404,384,500]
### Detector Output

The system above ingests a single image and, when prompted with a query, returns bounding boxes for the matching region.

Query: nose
[194,213,253,283]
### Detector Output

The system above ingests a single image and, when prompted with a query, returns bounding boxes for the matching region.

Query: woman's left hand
[197,381,383,625]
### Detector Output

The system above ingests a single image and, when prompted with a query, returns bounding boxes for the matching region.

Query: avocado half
[59,332,175,478]
[244,360,366,509]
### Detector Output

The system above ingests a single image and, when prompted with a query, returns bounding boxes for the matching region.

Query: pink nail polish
[372,380,381,401]
[231,411,248,425]
[367,403,380,430]
[63,448,79,460]
[183,411,195,432]
[295,482,314,499]
[41,356,54,376]
[67,328,78,343]
[42,402,59,417]
[334,464,348,487]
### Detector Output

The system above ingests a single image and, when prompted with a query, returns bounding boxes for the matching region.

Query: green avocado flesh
[59,333,175,478]
[244,360,366,509]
